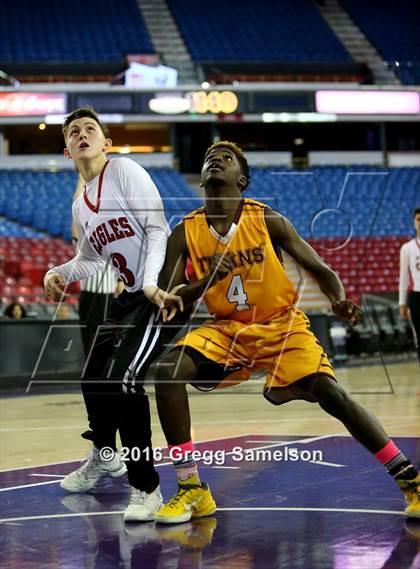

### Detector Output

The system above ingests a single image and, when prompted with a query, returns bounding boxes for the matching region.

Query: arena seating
[167,0,351,63]
[151,168,203,228]
[0,236,76,305]
[0,170,76,242]
[248,166,418,238]
[0,0,153,62]
[247,166,418,302]
[308,236,407,299]
[1,166,417,308]
[340,0,420,84]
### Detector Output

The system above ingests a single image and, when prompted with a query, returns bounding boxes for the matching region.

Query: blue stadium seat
[167,0,351,63]
[341,0,420,84]
[149,167,203,229]
[0,0,153,62]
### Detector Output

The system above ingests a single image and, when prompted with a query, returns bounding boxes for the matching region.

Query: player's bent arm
[158,222,188,290]
[127,175,170,290]
[264,207,345,304]
[116,157,172,304]
[158,223,225,310]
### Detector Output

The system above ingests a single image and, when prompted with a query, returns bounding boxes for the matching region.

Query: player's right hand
[331,299,362,326]
[209,252,235,283]
[399,304,409,320]
[44,272,69,302]
[144,285,184,323]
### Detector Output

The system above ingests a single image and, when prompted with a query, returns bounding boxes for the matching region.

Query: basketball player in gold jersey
[153,141,420,524]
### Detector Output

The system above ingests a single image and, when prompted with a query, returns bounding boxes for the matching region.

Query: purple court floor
[1,435,419,569]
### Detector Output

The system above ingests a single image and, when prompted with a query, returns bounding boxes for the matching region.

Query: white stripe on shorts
[122,311,157,394]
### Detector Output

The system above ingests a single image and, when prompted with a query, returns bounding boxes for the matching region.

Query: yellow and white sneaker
[398,473,420,518]
[154,482,216,524]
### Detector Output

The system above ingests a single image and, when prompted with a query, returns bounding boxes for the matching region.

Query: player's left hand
[143,285,184,322]
[331,299,362,326]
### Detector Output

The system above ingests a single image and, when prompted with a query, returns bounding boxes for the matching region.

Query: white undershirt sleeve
[399,242,410,306]
[45,202,106,283]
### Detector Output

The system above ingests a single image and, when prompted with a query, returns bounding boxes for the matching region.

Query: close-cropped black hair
[413,207,420,218]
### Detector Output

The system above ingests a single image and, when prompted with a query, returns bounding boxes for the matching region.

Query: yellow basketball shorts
[176,308,335,391]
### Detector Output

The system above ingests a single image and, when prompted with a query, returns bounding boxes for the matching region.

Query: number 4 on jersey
[227,274,250,311]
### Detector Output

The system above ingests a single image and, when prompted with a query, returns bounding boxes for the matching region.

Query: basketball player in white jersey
[399,207,420,360]
[44,107,184,522]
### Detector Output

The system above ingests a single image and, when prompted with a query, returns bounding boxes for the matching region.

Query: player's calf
[155,351,198,445]
[307,374,419,517]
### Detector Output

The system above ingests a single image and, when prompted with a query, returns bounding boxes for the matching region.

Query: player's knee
[311,375,350,409]
[155,351,197,392]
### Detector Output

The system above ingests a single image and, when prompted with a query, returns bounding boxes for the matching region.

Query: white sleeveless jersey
[52,158,169,292]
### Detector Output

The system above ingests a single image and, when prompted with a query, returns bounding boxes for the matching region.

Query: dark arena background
[0,1,419,568]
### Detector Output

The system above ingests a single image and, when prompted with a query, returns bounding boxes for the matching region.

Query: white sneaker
[124,485,163,523]
[60,447,127,493]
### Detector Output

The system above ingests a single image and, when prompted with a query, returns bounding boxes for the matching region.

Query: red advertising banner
[0,93,67,116]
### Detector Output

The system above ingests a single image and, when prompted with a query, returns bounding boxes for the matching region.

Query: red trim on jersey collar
[205,198,244,233]
[232,198,244,225]
[83,161,109,214]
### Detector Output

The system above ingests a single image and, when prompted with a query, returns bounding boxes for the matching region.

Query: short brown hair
[62,107,110,139]
[204,140,250,189]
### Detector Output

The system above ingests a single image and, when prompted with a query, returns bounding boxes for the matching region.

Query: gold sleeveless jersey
[183,198,297,323]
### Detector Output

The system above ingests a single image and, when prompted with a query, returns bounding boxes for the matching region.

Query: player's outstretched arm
[44,216,105,301]
[264,207,361,325]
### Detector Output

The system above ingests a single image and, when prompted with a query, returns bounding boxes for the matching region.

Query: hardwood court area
[1,359,419,569]
[1,360,418,469]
